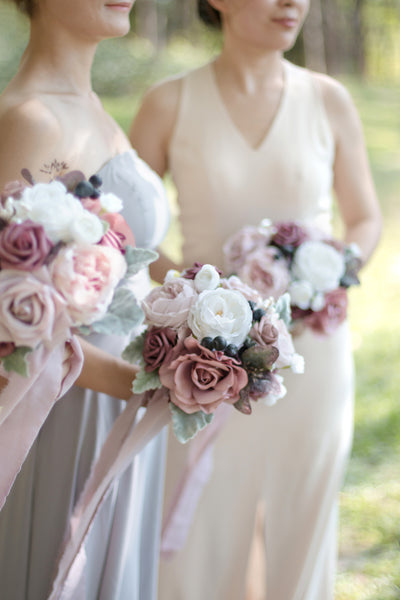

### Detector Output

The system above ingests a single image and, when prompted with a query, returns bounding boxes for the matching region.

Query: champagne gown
[158,61,354,600]
[0,150,170,600]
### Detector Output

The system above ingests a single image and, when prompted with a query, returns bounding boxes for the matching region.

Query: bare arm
[315,74,382,265]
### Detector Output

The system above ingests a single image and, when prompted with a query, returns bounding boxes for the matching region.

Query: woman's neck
[13,21,98,97]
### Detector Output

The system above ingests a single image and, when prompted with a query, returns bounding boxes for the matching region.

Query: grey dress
[0,150,170,600]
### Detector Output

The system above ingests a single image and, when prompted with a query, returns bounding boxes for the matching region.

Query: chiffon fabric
[158,61,354,600]
[0,150,170,600]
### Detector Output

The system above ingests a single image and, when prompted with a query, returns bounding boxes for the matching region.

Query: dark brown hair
[197,0,222,29]
[9,0,35,17]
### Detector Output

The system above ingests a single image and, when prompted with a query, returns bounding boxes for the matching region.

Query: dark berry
[74,181,95,198]
[225,344,238,358]
[248,300,256,312]
[89,174,102,189]
[252,308,266,322]
[201,337,214,350]
[90,189,101,199]
[213,336,227,351]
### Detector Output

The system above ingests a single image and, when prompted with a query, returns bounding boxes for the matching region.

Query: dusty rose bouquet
[123,263,303,443]
[224,220,361,336]
[0,171,156,376]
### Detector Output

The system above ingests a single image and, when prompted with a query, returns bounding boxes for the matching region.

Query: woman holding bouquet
[130,0,381,598]
[0,1,169,599]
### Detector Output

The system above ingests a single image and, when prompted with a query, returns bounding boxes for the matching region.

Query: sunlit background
[1,0,399,597]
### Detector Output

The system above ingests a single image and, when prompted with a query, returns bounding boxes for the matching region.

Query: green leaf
[123,246,159,279]
[132,368,162,394]
[121,331,146,364]
[170,403,214,444]
[275,292,292,327]
[90,287,144,336]
[2,346,32,377]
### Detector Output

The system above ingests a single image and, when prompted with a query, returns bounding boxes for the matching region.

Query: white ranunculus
[164,269,181,282]
[291,241,345,293]
[194,264,220,292]
[0,197,16,221]
[99,192,123,214]
[15,182,84,243]
[188,288,252,346]
[70,210,104,244]
[288,280,314,309]
[310,292,325,312]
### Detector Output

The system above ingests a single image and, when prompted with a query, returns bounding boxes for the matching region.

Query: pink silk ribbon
[160,402,233,558]
[48,388,171,600]
[0,336,83,511]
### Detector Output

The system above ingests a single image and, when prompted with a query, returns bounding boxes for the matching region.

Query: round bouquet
[224,220,362,336]
[123,263,304,443]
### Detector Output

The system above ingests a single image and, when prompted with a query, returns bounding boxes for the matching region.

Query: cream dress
[0,150,170,600]
[158,61,354,600]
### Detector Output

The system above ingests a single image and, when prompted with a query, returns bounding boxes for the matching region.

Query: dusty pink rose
[50,244,127,326]
[304,288,348,335]
[221,275,262,304]
[272,318,297,369]
[271,222,309,248]
[142,278,197,329]
[238,247,290,300]
[101,213,136,250]
[0,267,70,348]
[0,342,15,358]
[143,327,177,372]
[159,336,248,414]
[250,315,279,347]
[223,226,270,273]
[0,220,53,270]
[81,197,102,215]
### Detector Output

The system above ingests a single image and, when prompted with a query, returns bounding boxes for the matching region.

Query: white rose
[0,197,15,221]
[310,292,325,312]
[15,182,84,243]
[194,264,220,292]
[99,192,123,214]
[70,210,104,244]
[291,241,345,293]
[164,269,181,282]
[290,353,305,374]
[188,288,252,346]
[288,280,314,309]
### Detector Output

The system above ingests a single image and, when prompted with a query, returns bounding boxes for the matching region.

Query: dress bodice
[169,60,335,270]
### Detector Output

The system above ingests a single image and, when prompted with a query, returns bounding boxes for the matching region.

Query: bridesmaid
[0,1,169,599]
[130,0,381,598]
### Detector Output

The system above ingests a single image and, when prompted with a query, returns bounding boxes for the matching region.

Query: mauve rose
[50,244,127,326]
[250,315,279,347]
[0,342,15,358]
[0,220,53,270]
[223,226,270,273]
[182,262,204,280]
[142,278,197,329]
[271,222,309,248]
[238,247,290,300]
[0,267,70,348]
[304,288,348,335]
[143,327,177,372]
[221,275,262,305]
[159,336,248,414]
[101,213,136,250]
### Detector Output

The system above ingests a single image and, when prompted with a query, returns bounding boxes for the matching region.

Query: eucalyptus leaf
[275,292,292,327]
[90,287,144,336]
[170,403,214,444]
[124,246,159,279]
[121,331,146,364]
[2,346,32,377]
[132,368,162,394]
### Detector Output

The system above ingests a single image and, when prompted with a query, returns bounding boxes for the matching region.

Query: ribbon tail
[48,389,170,600]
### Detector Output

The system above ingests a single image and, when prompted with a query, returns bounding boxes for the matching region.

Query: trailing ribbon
[0,336,83,510]
[48,388,171,600]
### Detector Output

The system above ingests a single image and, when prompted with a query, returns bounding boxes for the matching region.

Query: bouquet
[123,262,304,443]
[224,220,362,336]
[0,169,156,510]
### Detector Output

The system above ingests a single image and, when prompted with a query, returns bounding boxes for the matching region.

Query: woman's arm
[315,74,382,265]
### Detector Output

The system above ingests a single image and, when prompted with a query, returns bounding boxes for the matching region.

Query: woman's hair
[197,0,222,29]
[9,0,35,17]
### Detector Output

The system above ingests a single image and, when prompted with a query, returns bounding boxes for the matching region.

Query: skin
[130,0,382,284]
[0,0,139,399]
